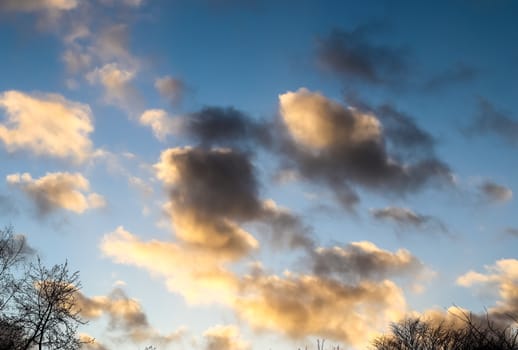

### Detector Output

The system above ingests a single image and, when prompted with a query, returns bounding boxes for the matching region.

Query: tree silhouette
[12,258,86,350]
[0,226,88,349]
[372,310,518,350]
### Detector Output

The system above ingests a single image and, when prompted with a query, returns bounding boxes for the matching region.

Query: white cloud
[0,90,94,163]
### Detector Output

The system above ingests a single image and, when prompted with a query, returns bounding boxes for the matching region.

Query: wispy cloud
[479,181,513,203]
[155,75,187,107]
[371,206,447,234]
[465,98,518,146]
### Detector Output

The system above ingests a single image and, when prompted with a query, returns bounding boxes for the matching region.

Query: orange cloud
[0,91,94,163]
[7,172,105,215]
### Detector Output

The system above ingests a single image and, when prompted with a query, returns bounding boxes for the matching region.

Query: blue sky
[1,1,518,349]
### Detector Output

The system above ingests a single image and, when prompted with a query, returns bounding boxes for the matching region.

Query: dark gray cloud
[156,147,313,254]
[310,241,426,283]
[465,98,518,146]
[376,104,436,155]
[255,203,315,251]
[163,147,261,220]
[479,181,513,203]
[184,106,271,149]
[278,89,452,209]
[316,26,409,85]
[371,206,447,233]
[422,63,478,91]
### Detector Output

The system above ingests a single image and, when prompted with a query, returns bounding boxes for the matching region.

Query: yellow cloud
[203,325,249,350]
[279,88,381,151]
[100,226,240,305]
[139,109,183,141]
[235,272,406,347]
[457,259,518,319]
[7,172,105,214]
[0,90,94,163]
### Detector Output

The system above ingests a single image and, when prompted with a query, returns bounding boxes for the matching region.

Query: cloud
[422,63,478,91]
[465,98,518,146]
[155,146,313,255]
[181,106,271,149]
[76,287,185,344]
[86,63,140,112]
[79,334,108,350]
[235,272,406,347]
[99,0,145,7]
[505,228,518,237]
[155,76,186,106]
[278,88,452,209]
[203,325,249,350]
[374,104,436,156]
[310,241,426,283]
[155,147,261,257]
[139,109,182,141]
[457,259,518,323]
[100,226,241,304]
[371,206,447,233]
[0,0,78,12]
[6,172,105,215]
[479,181,513,203]
[0,90,94,163]
[316,26,409,85]
[102,228,427,347]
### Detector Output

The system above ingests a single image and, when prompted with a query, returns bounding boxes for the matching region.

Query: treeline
[372,312,518,350]
[0,226,86,350]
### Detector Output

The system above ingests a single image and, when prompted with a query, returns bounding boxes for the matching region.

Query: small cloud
[86,63,140,112]
[371,206,448,234]
[316,25,409,86]
[422,63,478,91]
[7,172,105,216]
[479,181,513,203]
[203,325,249,350]
[76,287,185,344]
[139,109,182,141]
[155,76,187,106]
[464,98,518,146]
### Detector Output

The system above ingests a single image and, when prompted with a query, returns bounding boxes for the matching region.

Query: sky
[0,0,518,349]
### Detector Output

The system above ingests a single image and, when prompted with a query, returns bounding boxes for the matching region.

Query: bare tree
[372,309,518,350]
[0,225,33,312]
[11,258,86,350]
